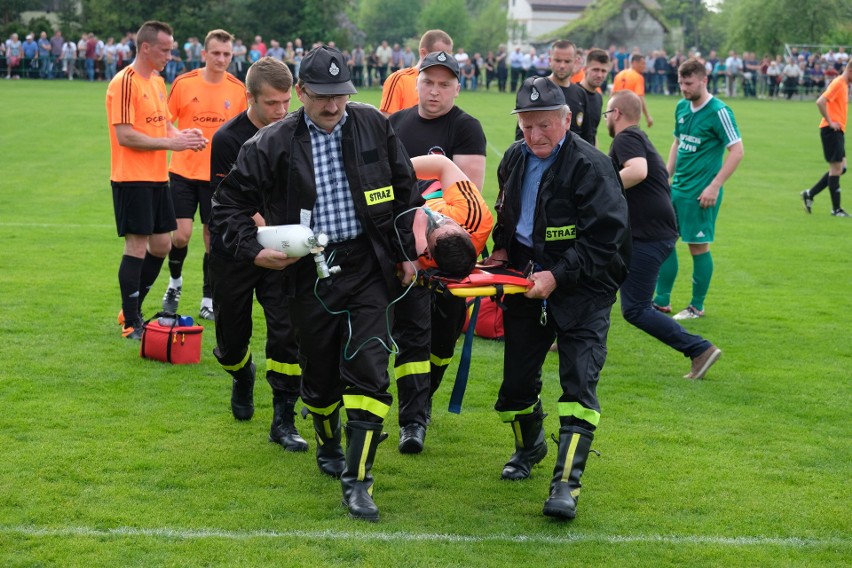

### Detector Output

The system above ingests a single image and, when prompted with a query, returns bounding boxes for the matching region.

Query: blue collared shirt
[305,112,363,243]
[515,135,566,247]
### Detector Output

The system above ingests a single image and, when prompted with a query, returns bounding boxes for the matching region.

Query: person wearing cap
[212,45,419,522]
[390,51,486,190]
[513,40,590,145]
[487,76,630,521]
[387,50,487,454]
[379,30,453,116]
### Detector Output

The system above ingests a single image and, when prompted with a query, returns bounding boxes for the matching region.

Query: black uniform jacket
[211,102,421,290]
[493,132,631,307]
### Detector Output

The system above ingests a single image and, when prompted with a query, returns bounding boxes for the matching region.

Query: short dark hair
[432,232,476,278]
[136,21,172,47]
[631,53,645,64]
[246,57,293,97]
[585,48,610,65]
[679,58,707,78]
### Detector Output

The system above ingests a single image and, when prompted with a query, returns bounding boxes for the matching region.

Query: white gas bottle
[256,225,328,257]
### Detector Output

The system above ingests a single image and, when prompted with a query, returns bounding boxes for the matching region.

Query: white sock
[201,297,213,309]
[169,277,183,289]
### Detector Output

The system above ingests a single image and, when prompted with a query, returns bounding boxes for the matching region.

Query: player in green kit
[653,59,744,320]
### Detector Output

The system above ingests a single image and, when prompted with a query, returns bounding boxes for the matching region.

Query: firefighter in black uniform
[212,46,419,522]
[208,57,308,451]
[488,76,630,520]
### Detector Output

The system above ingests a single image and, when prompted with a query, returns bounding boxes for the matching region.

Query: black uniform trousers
[496,292,611,430]
[209,252,301,396]
[392,283,470,427]
[428,290,468,394]
[288,236,394,423]
[391,283,431,427]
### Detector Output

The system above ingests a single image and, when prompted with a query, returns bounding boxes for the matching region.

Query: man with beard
[653,59,743,321]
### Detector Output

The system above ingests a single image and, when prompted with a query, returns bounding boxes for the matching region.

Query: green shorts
[671,189,723,244]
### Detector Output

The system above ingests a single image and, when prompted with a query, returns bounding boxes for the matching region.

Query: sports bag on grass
[140,312,204,364]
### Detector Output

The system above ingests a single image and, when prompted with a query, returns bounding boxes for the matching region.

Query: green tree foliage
[418,0,470,49]
[465,0,508,55]
[26,16,54,36]
[657,0,708,51]
[72,0,347,49]
[724,0,846,54]
[0,0,26,36]
[358,0,422,46]
[0,0,25,26]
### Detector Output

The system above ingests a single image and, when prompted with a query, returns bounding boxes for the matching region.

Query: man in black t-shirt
[390,51,486,189]
[578,48,610,146]
[208,57,309,449]
[606,90,721,380]
[388,51,487,454]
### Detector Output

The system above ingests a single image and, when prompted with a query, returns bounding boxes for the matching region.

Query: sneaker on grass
[199,305,215,321]
[801,190,813,214]
[652,303,672,314]
[831,208,850,217]
[673,305,704,320]
[122,318,145,340]
[685,345,722,379]
[162,286,181,313]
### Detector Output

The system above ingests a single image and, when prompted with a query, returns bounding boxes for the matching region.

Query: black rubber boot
[340,420,387,522]
[542,423,594,520]
[230,362,255,421]
[311,408,345,478]
[501,403,548,480]
[269,393,308,452]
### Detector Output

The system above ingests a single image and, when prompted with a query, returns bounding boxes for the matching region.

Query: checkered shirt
[306,114,362,243]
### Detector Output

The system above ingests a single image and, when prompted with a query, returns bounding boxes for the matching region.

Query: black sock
[202,252,211,298]
[168,245,188,280]
[828,175,841,211]
[118,255,144,324]
[809,172,829,197]
[138,252,166,310]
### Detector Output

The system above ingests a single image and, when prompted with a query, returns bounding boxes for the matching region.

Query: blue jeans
[620,239,710,358]
[85,58,95,81]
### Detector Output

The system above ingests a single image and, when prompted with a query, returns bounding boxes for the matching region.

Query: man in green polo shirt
[654,58,744,320]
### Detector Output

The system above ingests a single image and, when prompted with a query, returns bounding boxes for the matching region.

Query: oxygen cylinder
[256,225,328,257]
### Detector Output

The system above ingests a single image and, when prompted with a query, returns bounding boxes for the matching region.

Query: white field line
[487,140,505,161]
[0,525,846,548]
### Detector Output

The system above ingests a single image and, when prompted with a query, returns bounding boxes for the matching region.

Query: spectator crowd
[5,27,848,102]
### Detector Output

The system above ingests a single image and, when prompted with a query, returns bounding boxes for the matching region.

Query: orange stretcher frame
[422,266,532,297]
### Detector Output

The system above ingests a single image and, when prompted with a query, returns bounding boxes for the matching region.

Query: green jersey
[671,95,741,198]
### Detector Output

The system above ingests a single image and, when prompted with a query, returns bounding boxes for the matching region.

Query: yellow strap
[220,350,251,372]
[557,402,601,426]
[430,353,453,367]
[303,401,341,417]
[394,360,430,379]
[267,359,301,377]
[560,432,581,483]
[448,284,529,297]
[343,394,391,419]
[498,400,540,423]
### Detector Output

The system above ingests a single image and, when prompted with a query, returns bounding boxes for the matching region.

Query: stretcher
[420,266,532,297]
[419,265,531,413]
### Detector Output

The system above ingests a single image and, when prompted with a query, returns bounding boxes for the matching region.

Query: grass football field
[0,80,849,567]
